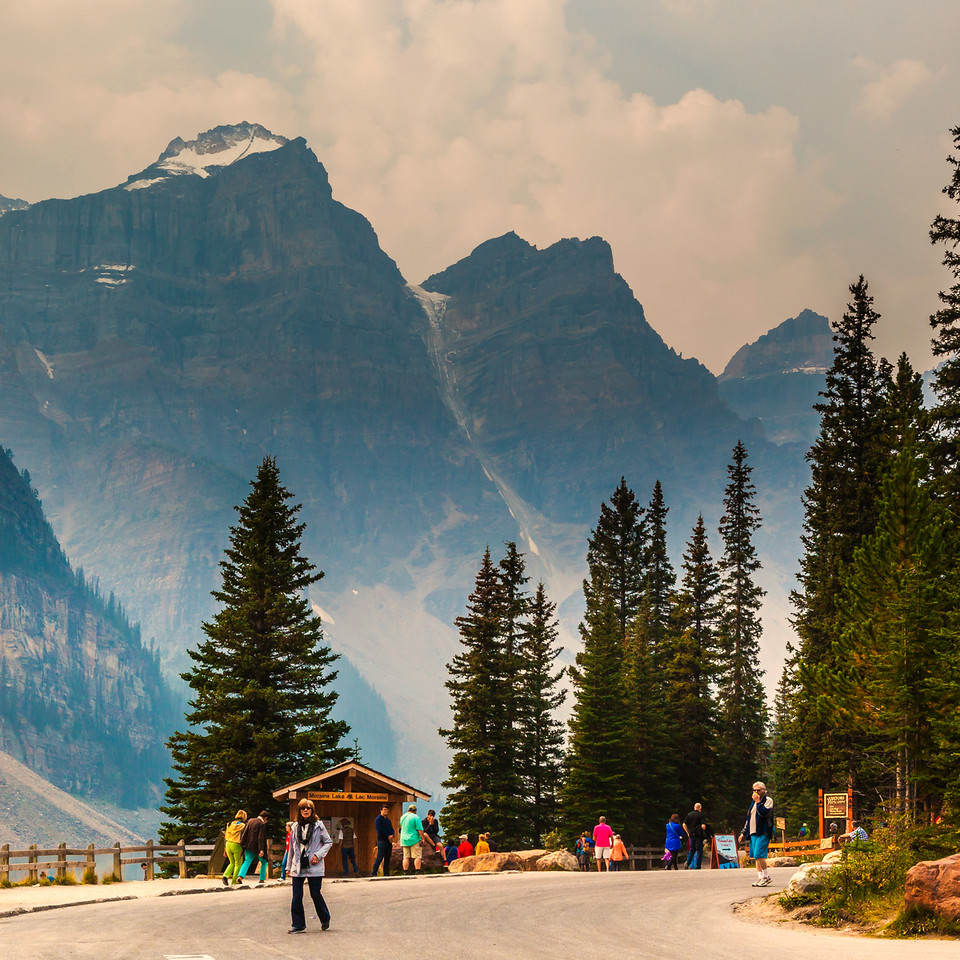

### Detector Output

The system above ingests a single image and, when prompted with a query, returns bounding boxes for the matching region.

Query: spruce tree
[789,275,891,794]
[805,444,953,821]
[715,441,767,819]
[562,594,631,835]
[160,457,349,842]
[440,547,524,847]
[518,582,567,845]
[929,125,960,500]
[643,480,676,657]
[584,478,648,644]
[667,516,721,807]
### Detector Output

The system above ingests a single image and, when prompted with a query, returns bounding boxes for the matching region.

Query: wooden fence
[0,839,283,882]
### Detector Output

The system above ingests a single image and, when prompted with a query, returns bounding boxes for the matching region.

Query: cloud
[854,57,934,122]
[271,0,842,369]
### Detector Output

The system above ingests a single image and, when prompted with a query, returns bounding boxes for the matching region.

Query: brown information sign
[306,791,389,802]
[823,793,848,818]
[775,817,786,831]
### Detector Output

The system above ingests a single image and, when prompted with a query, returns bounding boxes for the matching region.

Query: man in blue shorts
[738,780,774,887]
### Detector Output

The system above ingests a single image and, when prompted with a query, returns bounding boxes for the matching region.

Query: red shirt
[458,840,474,858]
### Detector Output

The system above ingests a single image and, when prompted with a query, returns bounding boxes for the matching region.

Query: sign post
[775,816,786,848]
[711,834,740,869]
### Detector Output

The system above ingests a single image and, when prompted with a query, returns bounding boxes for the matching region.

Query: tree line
[441,443,767,846]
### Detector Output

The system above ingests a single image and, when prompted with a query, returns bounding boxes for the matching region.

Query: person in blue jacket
[664,814,684,870]
[288,798,334,933]
[738,780,774,887]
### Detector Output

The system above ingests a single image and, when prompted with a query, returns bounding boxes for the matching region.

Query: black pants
[372,840,392,876]
[291,875,329,930]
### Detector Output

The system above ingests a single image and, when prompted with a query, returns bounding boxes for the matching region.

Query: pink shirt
[593,822,614,847]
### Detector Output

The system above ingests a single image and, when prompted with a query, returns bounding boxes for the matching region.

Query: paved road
[2,868,956,960]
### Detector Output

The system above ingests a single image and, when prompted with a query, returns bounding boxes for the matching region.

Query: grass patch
[889,905,960,938]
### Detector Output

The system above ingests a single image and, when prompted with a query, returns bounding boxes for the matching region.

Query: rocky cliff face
[0,194,28,217]
[0,447,175,805]
[719,309,832,446]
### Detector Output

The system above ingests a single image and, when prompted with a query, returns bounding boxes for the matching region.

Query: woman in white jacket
[288,798,334,933]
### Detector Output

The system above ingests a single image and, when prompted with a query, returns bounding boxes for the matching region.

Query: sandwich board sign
[712,834,740,869]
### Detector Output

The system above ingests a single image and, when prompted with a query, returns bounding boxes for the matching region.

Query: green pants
[223,841,244,881]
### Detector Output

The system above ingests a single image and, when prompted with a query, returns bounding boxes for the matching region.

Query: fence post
[57,842,67,880]
[145,839,155,881]
[177,839,187,880]
[86,843,96,879]
[28,843,38,882]
[1,843,8,883]
[113,842,122,880]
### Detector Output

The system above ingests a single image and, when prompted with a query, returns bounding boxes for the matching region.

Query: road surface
[2,868,955,959]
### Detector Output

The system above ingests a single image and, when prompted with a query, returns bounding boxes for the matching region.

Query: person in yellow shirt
[222,809,247,885]
[475,833,491,855]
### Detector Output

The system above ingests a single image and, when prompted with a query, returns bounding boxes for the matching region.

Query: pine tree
[440,547,524,847]
[643,480,676,657]
[562,594,631,834]
[929,125,960,501]
[667,516,721,807]
[715,441,767,819]
[789,275,891,794]
[160,457,349,842]
[517,582,567,845]
[584,478,648,644]
[804,444,953,821]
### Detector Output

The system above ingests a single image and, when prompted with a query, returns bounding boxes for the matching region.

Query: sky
[1,0,958,372]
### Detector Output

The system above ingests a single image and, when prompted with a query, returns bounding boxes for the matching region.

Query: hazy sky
[2,0,957,371]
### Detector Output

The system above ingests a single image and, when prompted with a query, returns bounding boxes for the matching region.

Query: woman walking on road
[664,814,684,870]
[288,798,334,934]
[222,810,247,885]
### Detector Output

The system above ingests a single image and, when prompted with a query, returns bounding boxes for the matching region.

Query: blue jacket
[375,814,394,843]
[289,818,333,877]
[665,821,685,851]
[742,795,775,839]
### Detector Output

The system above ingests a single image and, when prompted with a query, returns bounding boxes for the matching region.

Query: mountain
[0,748,146,848]
[0,194,28,217]
[0,123,813,792]
[0,446,175,806]
[718,309,832,446]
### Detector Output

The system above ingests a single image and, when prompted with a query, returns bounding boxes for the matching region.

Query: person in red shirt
[457,834,474,859]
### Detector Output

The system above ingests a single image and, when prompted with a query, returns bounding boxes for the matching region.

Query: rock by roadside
[448,852,523,873]
[904,852,960,922]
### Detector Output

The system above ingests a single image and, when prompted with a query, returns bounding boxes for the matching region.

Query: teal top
[399,811,423,846]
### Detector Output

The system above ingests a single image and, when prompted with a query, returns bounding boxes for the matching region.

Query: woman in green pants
[222,810,247,885]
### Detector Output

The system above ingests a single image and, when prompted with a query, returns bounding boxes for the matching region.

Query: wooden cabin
[272,762,430,877]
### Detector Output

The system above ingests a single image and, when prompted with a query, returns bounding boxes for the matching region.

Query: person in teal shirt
[399,804,435,876]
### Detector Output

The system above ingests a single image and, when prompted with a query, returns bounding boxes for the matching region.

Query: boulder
[388,842,444,872]
[448,852,524,873]
[821,849,843,864]
[904,853,960,921]
[535,850,580,872]
[766,857,799,868]
[514,849,548,871]
[783,862,833,897]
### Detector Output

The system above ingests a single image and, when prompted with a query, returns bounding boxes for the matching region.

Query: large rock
[448,852,523,873]
[783,862,834,897]
[767,857,799,868]
[514,849,548,871]
[535,850,579,872]
[821,849,843,864]
[388,842,444,872]
[904,853,960,921]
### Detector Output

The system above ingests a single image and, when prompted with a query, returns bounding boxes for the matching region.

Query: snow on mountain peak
[124,123,289,190]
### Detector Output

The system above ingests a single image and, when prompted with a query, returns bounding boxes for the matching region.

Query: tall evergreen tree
[440,547,524,847]
[667,516,721,807]
[928,125,960,500]
[715,441,767,819]
[584,478,648,644]
[518,582,567,845]
[804,444,954,821]
[788,275,891,794]
[562,594,632,834]
[642,480,676,657]
[160,457,349,842]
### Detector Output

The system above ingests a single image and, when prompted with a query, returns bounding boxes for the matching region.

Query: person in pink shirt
[592,816,615,872]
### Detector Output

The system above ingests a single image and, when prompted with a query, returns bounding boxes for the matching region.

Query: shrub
[543,830,564,852]
[889,905,960,938]
[82,867,98,885]
[52,873,79,886]
[101,872,122,884]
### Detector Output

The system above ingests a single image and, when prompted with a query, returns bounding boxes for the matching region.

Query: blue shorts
[749,835,770,860]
